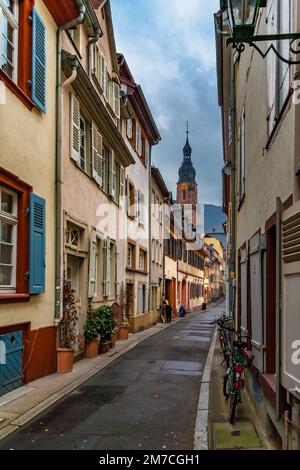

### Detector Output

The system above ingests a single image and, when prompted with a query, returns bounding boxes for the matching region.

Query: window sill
[0,293,30,304]
[0,70,34,110]
[260,373,276,405]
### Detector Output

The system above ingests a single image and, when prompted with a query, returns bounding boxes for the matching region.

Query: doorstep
[0,317,182,441]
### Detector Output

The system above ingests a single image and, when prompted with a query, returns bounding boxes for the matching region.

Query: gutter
[88,26,102,79]
[55,0,86,322]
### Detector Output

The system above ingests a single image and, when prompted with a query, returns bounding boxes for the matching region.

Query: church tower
[177,125,198,227]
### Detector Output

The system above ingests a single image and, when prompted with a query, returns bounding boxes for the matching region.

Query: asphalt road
[0,306,222,450]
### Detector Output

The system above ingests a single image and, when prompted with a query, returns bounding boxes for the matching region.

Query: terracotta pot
[110,332,117,348]
[99,341,110,354]
[57,348,74,373]
[119,326,129,340]
[85,338,99,358]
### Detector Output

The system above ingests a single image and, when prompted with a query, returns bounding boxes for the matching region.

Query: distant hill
[204,204,226,247]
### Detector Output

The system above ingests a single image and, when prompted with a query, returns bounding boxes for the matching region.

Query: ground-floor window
[0,185,18,292]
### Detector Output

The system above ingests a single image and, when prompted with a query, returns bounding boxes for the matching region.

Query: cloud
[111,0,222,205]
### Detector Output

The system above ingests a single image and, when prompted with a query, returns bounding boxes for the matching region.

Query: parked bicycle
[223,335,254,424]
[214,315,234,368]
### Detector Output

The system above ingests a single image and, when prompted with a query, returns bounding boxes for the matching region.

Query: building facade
[118,54,161,333]
[0,0,81,394]
[216,0,300,449]
[151,166,169,317]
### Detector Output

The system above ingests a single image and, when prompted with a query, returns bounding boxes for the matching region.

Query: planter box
[85,338,99,358]
[99,341,110,354]
[57,348,74,373]
[119,326,129,340]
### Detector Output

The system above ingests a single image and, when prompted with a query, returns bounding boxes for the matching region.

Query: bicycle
[214,315,234,368]
[223,336,254,424]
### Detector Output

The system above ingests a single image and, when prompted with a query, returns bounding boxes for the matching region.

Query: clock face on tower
[180,183,188,190]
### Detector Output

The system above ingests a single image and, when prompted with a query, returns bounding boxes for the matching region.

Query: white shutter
[145,140,150,166]
[100,54,105,92]
[126,119,132,139]
[250,234,264,371]
[113,82,120,118]
[120,166,125,197]
[281,200,300,391]
[70,94,80,164]
[92,123,103,187]
[88,229,98,298]
[103,239,111,297]
[137,285,143,314]
[109,150,116,198]
[140,192,145,226]
[136,122,142,155]
[134,188,138,218]
[240,249,248,332]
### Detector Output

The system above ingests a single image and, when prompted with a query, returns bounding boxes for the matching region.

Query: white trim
[0,0,19,83]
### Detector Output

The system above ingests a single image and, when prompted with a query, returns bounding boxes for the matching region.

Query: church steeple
[183,122,192,159]
[178,124,196,183]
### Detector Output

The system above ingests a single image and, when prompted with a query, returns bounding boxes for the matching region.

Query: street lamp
[227,0,262,42]
[220,0,300,64]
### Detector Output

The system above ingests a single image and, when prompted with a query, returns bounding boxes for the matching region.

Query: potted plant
[119,321,129,340]
[97,305,114,354]
[57,278,79,373]
[110,326,118,348]
[84,311,99,358]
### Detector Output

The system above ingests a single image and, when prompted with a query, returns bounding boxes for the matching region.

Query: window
[0,0,18,81]
[79,114,88,171]
[65,226,81,248]
[238,108,245,204]
[136,122,142,156]
[138,191,145,227]
[128,181,136,218]
[139,249,146,272]
[0,186,17,292]
[127,243,135,268]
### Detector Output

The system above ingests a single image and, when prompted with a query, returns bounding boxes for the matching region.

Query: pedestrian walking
[160,296,167,323]
[165,301,172,323]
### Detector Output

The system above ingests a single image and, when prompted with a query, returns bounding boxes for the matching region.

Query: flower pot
[57,348,74,373]
[99,341,110,354]
[110,332,117,348]
[119,326,129,340]
[85,338,99,358]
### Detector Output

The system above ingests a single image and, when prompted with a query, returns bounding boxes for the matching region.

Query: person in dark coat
[165,301,172,323]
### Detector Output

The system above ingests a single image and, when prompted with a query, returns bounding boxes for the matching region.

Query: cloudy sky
[111,0,222,205]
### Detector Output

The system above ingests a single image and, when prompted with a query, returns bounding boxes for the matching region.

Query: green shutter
[32,7,46,112]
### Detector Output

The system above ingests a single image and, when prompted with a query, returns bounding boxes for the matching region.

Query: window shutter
[70,94,80,164]
[113,82,120,118]
[105,239,111,297]
[145,140,150,166]
[100,54,105,92]
[88,229,98,298]
[32,7,46,112]
[29,193,46,294]
[120,166,125,197]
[114,244,119,296]
[140,192,145,226]
[126,119,132,139]
[109,150,115,198]
[134,188,138,218]
[92,123,103,187]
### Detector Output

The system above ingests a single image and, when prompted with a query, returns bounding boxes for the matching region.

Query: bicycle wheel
[223,374,229,398]
[229,393,239,424]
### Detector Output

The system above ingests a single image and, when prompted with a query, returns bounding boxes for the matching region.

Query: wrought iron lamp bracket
[227,33,300,65]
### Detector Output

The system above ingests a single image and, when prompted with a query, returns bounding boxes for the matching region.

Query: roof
[118,54,161,145]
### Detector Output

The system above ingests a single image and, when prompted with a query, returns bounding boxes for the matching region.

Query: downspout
[229,52,236,322]
[88,26,102,80]
[148,148,152,315]
[55,1,86,322]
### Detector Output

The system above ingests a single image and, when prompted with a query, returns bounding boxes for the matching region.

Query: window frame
[0,185,18,292]
[0,0,19,83]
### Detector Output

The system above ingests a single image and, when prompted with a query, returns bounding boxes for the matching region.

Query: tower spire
[183,122,192,159]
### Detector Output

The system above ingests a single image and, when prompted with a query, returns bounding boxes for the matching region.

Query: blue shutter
[32,7,46,112]
[29,194,46,294]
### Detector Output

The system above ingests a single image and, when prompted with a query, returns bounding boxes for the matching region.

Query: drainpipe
[55,1,86,322]
[88,26,102,80]
[229,52,236,322]
[148,148,152,315]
